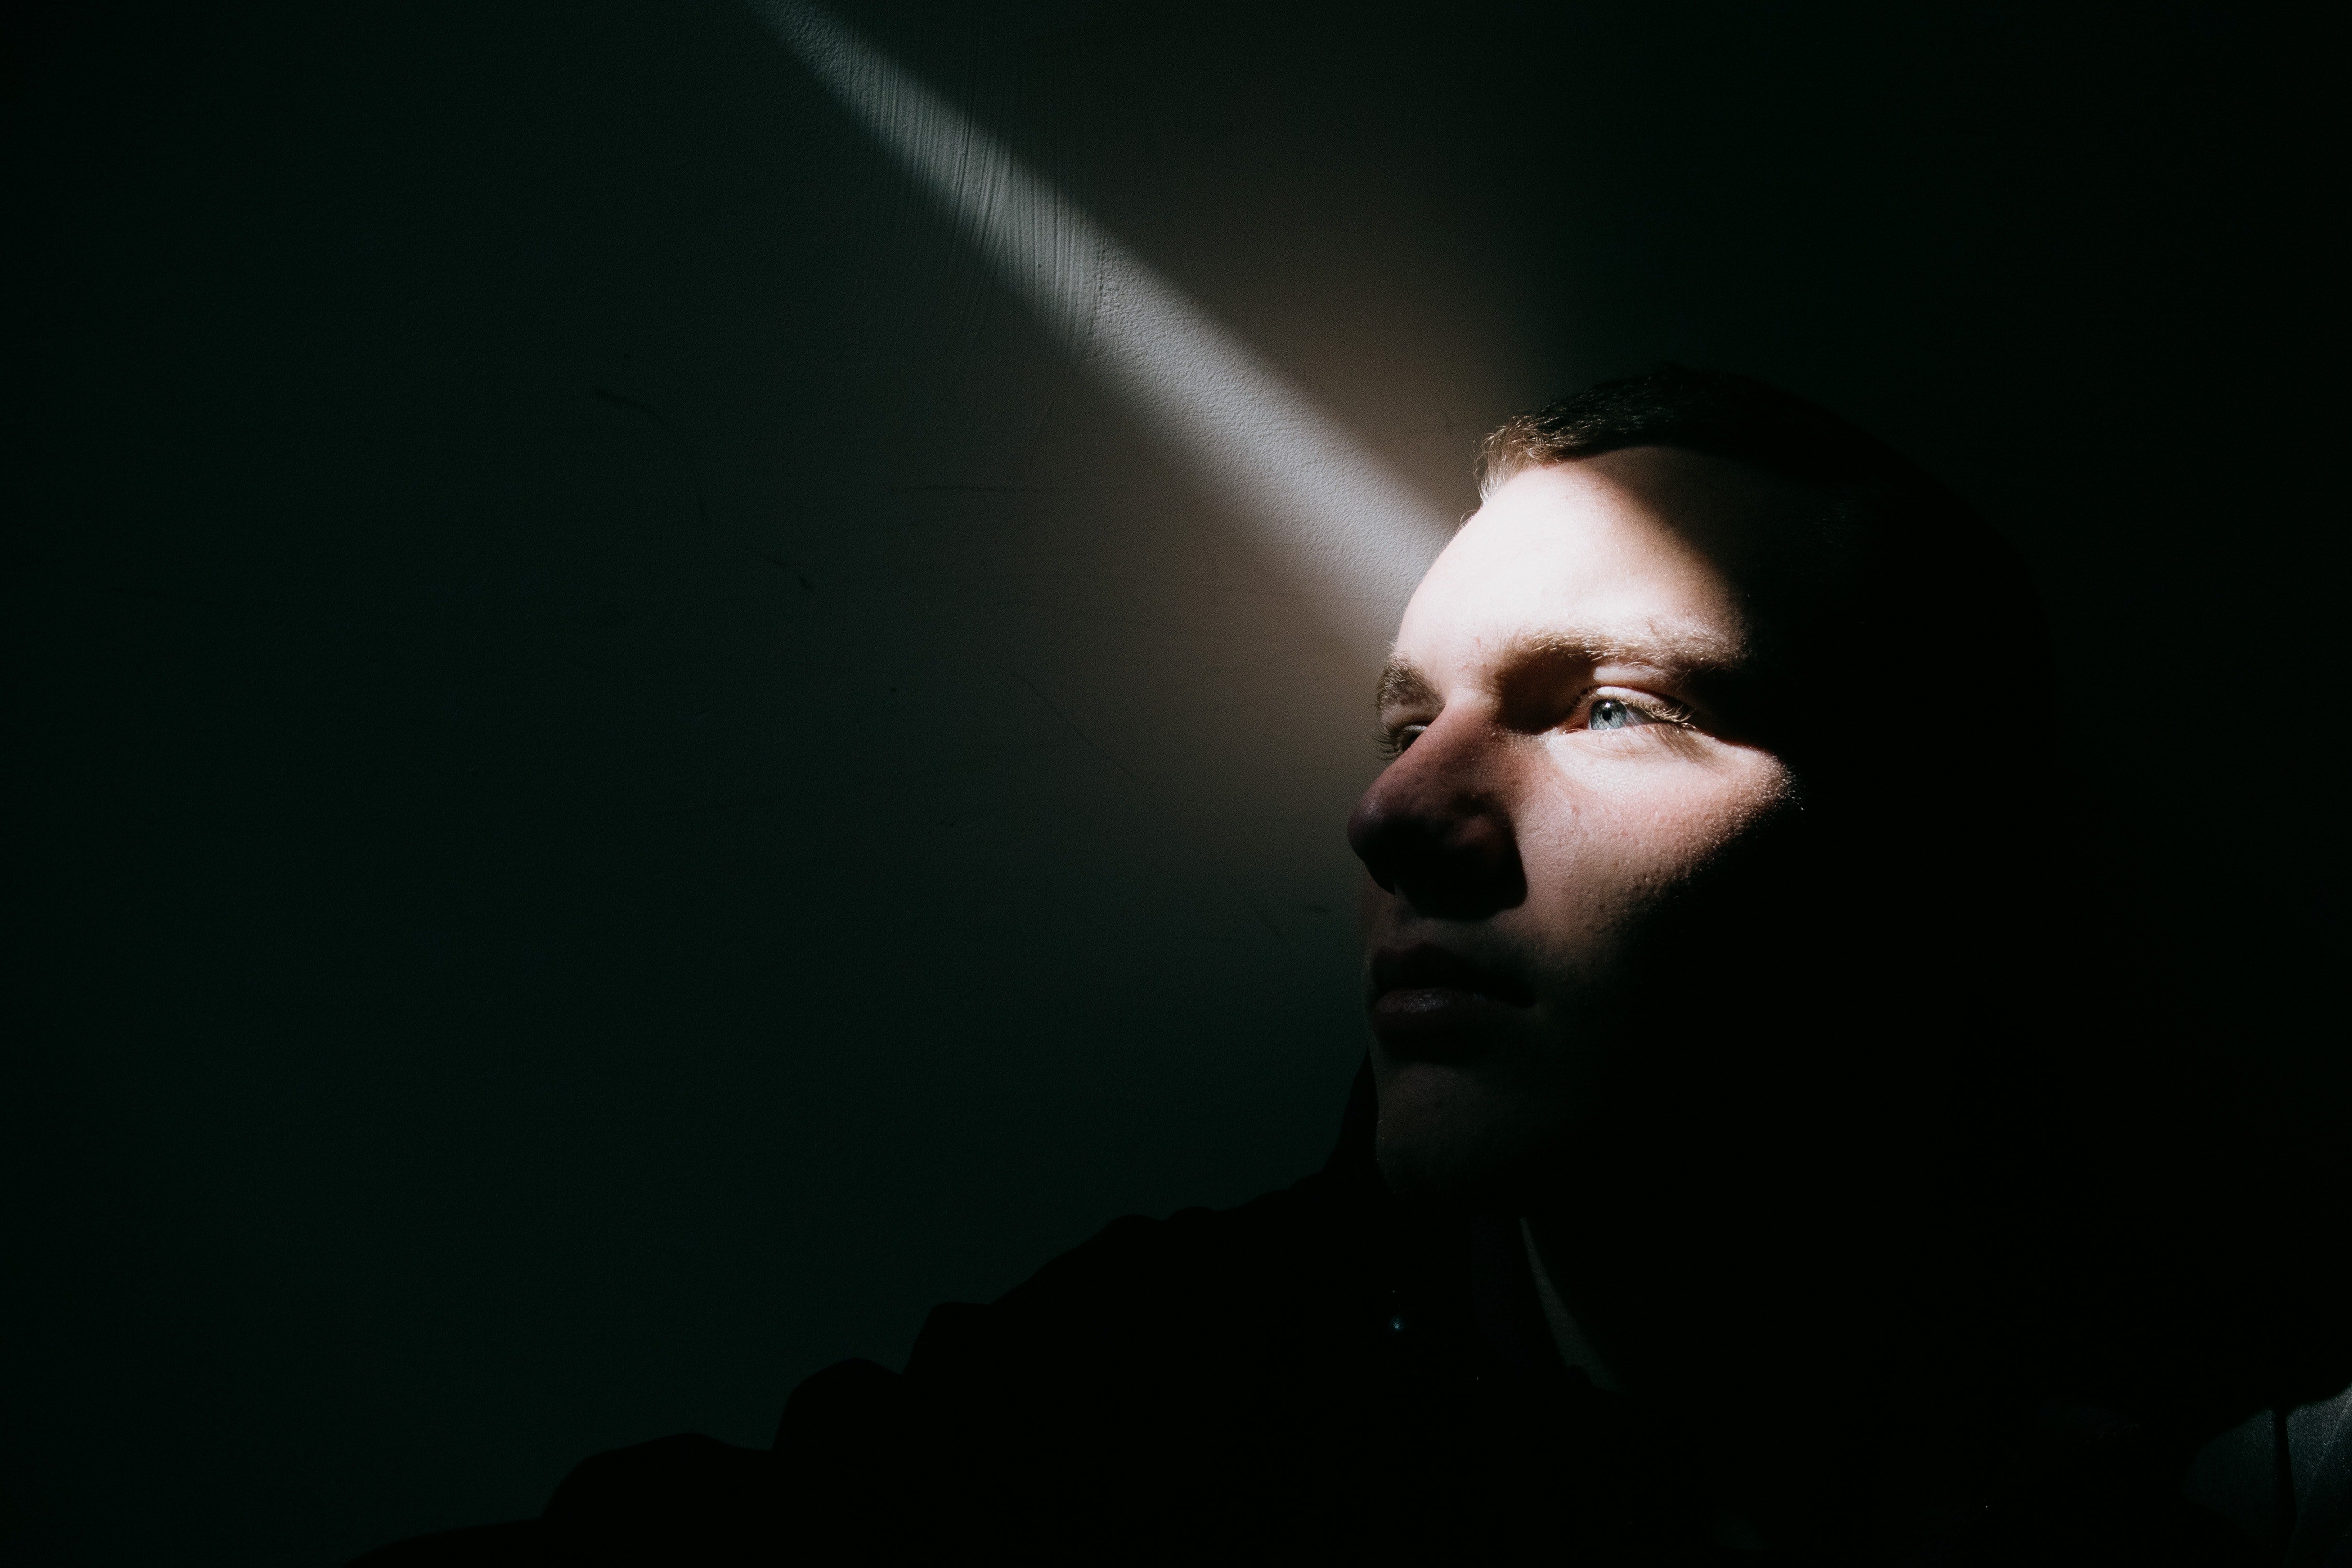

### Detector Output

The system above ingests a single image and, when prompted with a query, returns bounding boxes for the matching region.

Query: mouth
[1366,942,1536,1045]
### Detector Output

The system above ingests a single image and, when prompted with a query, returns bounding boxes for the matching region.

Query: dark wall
[5,2,2339,1561]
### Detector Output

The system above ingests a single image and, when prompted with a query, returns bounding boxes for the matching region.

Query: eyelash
[1603,692,1695,730]
[1373,691,1693,758]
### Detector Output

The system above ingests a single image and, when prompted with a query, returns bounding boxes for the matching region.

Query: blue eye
[1588,698,1652,732]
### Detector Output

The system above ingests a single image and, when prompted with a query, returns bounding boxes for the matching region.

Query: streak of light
[750,0,1454,649]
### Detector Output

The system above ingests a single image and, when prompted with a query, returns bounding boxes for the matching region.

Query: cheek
[1518,749,1792,934]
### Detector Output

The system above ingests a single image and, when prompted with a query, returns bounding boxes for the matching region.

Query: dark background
[4,1,2340,1561]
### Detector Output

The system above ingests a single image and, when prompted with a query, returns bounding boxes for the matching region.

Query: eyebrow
[1375,628,1742,713]
[1375,658,1441,714]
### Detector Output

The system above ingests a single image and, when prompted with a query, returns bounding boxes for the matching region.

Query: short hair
[1478,362,1948,503]
[1472,365,2066,1136]
[1473,366,2051,786]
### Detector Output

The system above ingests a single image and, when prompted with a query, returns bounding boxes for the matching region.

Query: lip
[1366,941,1536,1047]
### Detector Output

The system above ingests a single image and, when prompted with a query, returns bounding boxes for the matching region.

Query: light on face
[750,0,1453,651]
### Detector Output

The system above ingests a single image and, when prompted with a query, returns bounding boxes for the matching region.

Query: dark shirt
[357,1065,2274,1566]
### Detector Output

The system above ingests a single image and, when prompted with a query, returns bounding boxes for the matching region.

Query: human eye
[1577,691,1691,734]
[1587,697,1653,732]
[1376,719,1430,759]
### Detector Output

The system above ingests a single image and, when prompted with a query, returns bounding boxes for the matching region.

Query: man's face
[1350,447,1799,1198]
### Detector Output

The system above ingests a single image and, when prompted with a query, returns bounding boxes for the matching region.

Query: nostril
[1350,799,1526,920]
[1347,729,1528,918]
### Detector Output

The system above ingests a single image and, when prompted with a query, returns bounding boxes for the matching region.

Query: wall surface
[4,1,2341,1561]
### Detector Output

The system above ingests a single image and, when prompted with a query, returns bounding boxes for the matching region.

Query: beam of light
[750,0,1454,650]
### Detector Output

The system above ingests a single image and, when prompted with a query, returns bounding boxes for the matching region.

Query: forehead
[1394,451,1758,681]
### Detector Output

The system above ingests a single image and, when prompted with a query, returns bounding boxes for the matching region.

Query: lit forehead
[1395,460,1749,676]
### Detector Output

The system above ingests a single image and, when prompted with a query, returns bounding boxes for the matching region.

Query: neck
[1520,1217,1625,1392]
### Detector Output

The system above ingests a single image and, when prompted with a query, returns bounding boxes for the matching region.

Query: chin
[1370,1055,1564,1205]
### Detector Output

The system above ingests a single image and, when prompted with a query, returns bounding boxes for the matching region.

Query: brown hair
[1477,362,1941,502]
[1475,365,2050,782]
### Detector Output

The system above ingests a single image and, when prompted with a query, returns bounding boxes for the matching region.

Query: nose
[1346,711,1527,920]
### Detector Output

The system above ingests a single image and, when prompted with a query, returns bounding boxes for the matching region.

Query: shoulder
[887,1062,1393,1394]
